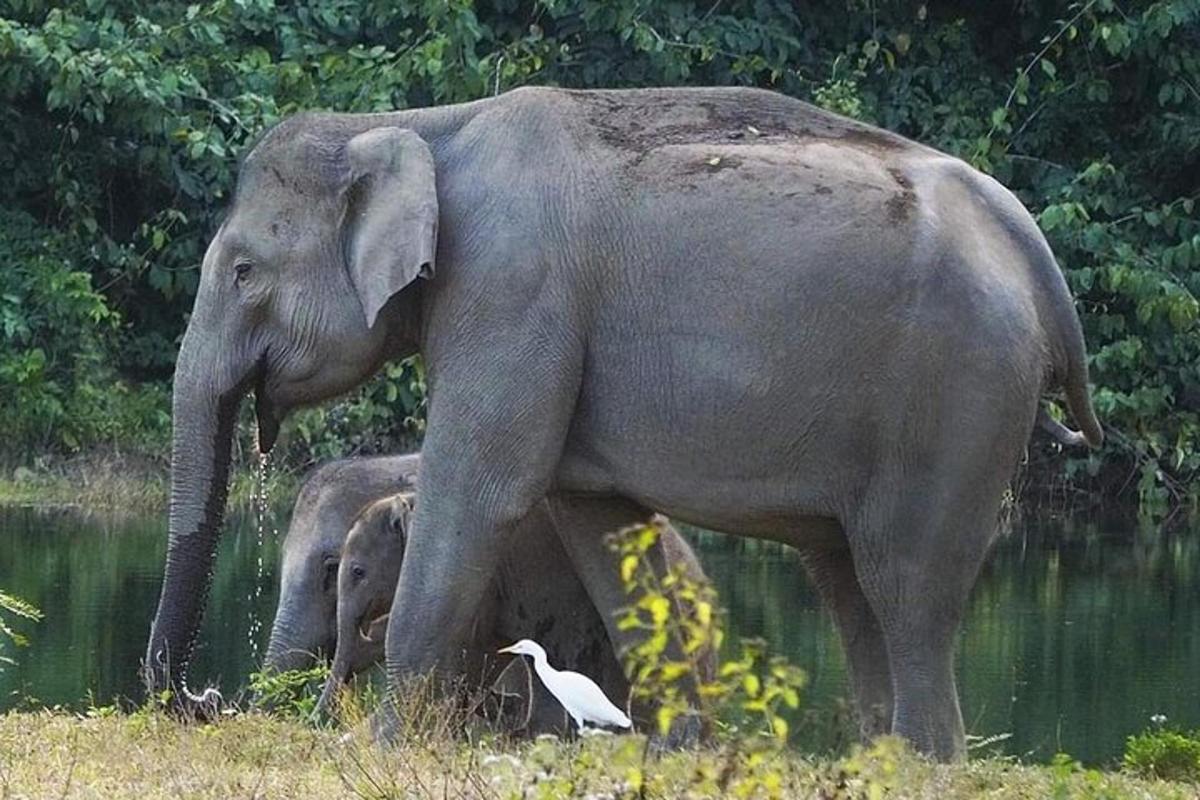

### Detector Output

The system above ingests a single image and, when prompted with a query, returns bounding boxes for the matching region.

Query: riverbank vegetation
[0,711,1196,799]
[1,1,1198,512]
[0,448,298,512]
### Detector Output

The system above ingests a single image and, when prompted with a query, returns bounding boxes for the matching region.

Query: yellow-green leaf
[772,716,788,740]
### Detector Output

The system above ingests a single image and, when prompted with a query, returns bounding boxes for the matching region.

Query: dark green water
[1,504,1197,765]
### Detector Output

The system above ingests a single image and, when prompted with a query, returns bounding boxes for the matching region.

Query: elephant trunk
[143,335,252,711]
[315,644,355,718]
[263,607,319,675]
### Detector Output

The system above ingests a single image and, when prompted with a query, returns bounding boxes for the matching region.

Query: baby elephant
[317,491,711,735]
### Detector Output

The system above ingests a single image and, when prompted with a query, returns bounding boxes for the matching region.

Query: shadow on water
[0,503,1197,765]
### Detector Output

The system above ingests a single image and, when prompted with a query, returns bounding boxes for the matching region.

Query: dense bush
[1,0,1197,505]
[0,209,170,455]
[1123,726,1200,783]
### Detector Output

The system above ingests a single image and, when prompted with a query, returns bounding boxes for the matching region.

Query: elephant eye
[233,259,253,284]
[351,564,366,581]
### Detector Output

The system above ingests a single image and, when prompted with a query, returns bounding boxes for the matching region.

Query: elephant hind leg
[845,462,1013,762]
[796,543,893,741]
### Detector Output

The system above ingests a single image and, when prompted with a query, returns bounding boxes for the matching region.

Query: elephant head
[316,493,412,714]
[143,115,440,705]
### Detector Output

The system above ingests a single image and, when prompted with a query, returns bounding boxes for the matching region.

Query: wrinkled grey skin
[263,454,419,674]
[145,86,1102,761]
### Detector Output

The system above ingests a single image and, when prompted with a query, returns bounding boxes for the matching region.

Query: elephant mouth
[253,375,280,454]
[358,610,390,643]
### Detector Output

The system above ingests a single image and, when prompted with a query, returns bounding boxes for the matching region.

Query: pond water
[0,502,1197,765]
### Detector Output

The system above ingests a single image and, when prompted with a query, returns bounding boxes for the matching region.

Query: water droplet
[246,443,277,662]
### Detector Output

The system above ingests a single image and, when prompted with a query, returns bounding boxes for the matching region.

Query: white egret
[498,639,632,732]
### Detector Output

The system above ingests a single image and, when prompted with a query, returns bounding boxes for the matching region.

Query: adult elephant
[144,86,1101,761]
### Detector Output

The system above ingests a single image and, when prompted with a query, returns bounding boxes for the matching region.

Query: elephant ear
[341,127,438,329]
[388,494,414,539]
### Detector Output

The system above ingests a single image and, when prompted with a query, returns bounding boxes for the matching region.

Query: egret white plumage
[498,639,632,732]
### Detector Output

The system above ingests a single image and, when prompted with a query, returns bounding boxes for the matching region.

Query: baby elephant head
[316,492,413,715]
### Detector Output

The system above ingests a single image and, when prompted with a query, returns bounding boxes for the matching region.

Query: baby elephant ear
[388,494,414,538]
[341,127,438,329]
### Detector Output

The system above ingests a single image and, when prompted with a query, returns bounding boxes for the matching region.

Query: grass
[0,451,300,514]
[0,710,1195,800]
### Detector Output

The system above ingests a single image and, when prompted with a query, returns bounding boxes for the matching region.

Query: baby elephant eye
[351,565,366,580]
[233,260,253,283]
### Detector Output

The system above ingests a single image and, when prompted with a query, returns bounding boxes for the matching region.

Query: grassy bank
[0,452,301,514]
[0,711,1192,799]
[0,450,1127,520]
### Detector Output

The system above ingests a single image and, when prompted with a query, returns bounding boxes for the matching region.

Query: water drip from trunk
[246,443,275,663]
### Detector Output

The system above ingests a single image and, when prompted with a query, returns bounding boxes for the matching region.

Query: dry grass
[0,453,168,513]
[0,452,300,514]
[0,710,1195,800]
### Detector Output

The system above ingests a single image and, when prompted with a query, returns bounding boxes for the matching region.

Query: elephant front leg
[379,345,583,730]
[546,494,704,745]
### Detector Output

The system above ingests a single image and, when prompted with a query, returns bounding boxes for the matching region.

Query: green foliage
[612,516,725,736]
[1043,752,1131,800]
[276,358,426,467]
[611,517,811,797]
[0,589,41,667]
[248,665,329,719]
[1123,726,1200,783]
[0,0,1197,505]
[0,209,170,456]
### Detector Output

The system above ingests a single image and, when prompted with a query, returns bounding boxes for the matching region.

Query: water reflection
[0,505,1196,764]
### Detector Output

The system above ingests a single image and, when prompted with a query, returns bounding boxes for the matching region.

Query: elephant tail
[1053,346,1104,449]
[1031,238,1104,449]
[954,158,1103,449]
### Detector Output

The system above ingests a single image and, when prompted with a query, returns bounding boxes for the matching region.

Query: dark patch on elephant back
[836,127,907,153]
[813,184,833,195]
[885,167,917,223]
[570,89,913,158]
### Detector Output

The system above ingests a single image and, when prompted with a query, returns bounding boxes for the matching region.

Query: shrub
[248,665,329,719]
[0,209,170,458]
[1123,727,1200,783]
[611,516,813,797]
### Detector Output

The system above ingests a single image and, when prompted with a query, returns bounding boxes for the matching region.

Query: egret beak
[497,644,518,655]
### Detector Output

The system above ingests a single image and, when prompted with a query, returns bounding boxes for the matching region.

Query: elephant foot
[162,686,223,722]
[648,711,704,752]
[366,700,402,745]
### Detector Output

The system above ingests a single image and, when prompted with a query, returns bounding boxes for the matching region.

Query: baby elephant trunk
[314,613,389,718]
